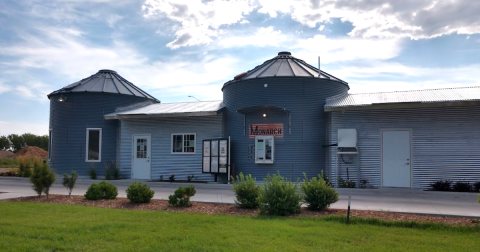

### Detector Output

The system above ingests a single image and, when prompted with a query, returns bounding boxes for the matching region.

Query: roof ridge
[158,100,223,105]
[347,86,480,96]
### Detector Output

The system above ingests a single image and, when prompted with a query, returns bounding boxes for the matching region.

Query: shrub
[159,175,164,181]
[452,181,471,192]
[62,171,78,196]
[112,161,120,180]
[89,164,97,179]
[30,161,56,199]
[18,156,36,177]
[168,185,196,207]
[301,172,339,211]
[231,172,259,209]
[337,176,356,188]
[169,173,175,183]
[258,171,302,215]
[126,182,155,203]
[84,181,118,200]
[430,180,451,191]
[187,174,195,182]
[474,182,480,192]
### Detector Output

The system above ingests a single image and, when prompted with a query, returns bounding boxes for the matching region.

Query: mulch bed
[3,195,479,226]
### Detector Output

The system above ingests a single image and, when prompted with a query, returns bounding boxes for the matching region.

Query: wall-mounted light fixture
[263,113,267,118]
[58,95,67,102]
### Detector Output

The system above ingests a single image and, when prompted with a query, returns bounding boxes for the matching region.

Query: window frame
[255,136,275,164]
[48,129,52,161]
[171,133,196,154]
[85,128,102,162]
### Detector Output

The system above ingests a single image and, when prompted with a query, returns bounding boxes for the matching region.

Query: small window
[48,129,52,161]
[255,136,274,164]
[86,128,102,162]
[172,133,196,154]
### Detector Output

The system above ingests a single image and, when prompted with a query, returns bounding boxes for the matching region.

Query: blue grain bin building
[47,70,158,176]
[222,52,348,180]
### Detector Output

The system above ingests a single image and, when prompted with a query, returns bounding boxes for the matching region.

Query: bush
[30,161,56,199]
[18,156,32,177]
[168,185,196,207]
[84,181,118,200]
[105,163,111,180]
[474,182,480,192]
[169,173,175,182]
[112,161,120,180]
[258,171,302,216]
[62,171,78,196]
[337,177,356,188]
[187,174,195,182]
[452,181,471,192]
[430,180,451,191]
[301,172,339,211]
[89,164,97,179]
[126,182,155,203]
[231,172,259,209]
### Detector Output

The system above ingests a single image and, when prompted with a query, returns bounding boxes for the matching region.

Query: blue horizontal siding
[118,115,224,181]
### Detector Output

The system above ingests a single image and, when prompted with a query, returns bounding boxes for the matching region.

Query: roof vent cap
[277,51,291,56]
[98,69,117,74]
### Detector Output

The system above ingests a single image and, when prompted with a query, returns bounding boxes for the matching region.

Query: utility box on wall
[338,129,357,148]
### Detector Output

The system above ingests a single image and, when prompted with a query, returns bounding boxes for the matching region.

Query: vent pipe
[318,56,321,77]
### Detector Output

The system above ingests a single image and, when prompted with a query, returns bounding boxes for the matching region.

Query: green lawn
[0,202,478,251]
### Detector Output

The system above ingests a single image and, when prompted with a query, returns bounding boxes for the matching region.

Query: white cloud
[142,0,255,49]
[14,81,50,103]
[0,81,12,94]
[293,35,402,63]
[142,0,480,48]
[257,0,480,39]
[328,63,480,93]
[217,26,287,48]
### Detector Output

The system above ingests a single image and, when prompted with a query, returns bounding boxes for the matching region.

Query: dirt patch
[0,150,15,158]
[3,195,478,226]
[14,146,48,159]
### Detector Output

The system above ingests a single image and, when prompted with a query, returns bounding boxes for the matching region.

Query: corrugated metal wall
[48,93,154,176]
[223,77,349,181]
[118,115,223,181]
[327,105,480,188]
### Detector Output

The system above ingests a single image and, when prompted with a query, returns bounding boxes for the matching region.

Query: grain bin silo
[222,52,349,180]
[47,70,159,176]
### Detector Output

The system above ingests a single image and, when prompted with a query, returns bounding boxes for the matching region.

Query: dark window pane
[88,130,100,160]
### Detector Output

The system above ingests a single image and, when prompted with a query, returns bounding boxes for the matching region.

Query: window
[48,129,52,161]
[172,133,196,153]
[255,136,274,164]
[86,128,102,162]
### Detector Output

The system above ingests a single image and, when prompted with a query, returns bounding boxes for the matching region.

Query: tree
[7,134,25,153]
[0,136,9,150]
[30,161,56,199]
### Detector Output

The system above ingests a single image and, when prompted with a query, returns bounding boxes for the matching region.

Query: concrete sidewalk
[1,177,479,217]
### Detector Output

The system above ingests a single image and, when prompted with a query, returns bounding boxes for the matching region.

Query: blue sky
[1,0,479,136]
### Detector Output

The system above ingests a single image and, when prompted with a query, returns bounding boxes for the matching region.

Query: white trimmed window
[48,129,52,161]
[255,136,274,164]
[172,133,196,154]
[86,128,102,162]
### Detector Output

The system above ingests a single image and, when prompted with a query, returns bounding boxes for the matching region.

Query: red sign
[249,123,284,139]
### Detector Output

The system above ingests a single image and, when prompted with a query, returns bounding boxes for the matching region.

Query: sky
[1,0,480,136]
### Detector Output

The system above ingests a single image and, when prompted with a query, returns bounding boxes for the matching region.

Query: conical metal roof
[47,69,159,102]
[223,51,348,88]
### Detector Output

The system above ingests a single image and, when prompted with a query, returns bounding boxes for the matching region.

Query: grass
[0,202,479,251]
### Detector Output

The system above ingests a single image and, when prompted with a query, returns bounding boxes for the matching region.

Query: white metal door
[382,130,411,187]
[132,135,151,179]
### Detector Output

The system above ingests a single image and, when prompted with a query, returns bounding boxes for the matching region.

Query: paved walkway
[1,177,479,217]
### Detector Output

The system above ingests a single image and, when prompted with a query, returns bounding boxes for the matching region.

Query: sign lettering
[249,123,284,139]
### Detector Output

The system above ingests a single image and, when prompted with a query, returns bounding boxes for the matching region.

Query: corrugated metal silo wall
[118,116,224,181]
[49,93,153,176]
[223,77,348,181]
[327,105,480,188]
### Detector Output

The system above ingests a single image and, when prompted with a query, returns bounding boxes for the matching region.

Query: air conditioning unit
[338,129,357,148]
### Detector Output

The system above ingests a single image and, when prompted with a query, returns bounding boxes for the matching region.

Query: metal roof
[104,100,224,119]
[325,86,480,111]
[47,69,159,102]
[223,51,348,88]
